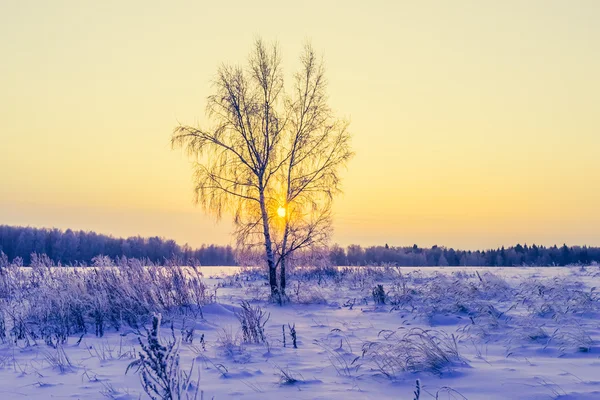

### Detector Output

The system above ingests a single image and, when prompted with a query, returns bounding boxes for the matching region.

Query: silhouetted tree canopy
[171,39,352,300]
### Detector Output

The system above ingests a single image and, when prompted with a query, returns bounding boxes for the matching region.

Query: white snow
[1,266,600,399]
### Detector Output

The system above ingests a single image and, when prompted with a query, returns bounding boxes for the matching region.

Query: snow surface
[1,266,600,399]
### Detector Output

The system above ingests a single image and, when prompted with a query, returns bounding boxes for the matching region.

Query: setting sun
[277,206,286,218]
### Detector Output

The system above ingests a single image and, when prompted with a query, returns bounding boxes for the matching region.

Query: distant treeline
[328,243,600,267]
[0,225,236,266]
[1,225,599,267]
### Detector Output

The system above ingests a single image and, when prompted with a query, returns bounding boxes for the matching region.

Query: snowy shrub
[127,314,200,400]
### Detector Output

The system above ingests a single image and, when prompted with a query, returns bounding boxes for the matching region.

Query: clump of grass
[314,338,361,377]
[216,328,241,355]
[43,344,75,374]
[546,325,594,353]
[215,328,250,364]
[236,301,269,344]
[86,337,135,362]
[274,365,304,385]
[361,328,466,377]
[292,283,328,305]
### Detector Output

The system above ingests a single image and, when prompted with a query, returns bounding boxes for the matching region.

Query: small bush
[127,314,200,400]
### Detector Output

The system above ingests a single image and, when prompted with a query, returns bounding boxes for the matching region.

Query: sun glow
[277,206,286,218]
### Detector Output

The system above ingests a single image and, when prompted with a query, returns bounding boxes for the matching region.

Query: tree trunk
[259,189,278,301]
[280,257,286,296]
[279,223,289,298]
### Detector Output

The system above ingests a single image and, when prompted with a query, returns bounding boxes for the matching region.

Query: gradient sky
[1,1,599,249]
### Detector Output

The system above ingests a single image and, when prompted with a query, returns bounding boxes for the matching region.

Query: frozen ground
[1,265,600,399]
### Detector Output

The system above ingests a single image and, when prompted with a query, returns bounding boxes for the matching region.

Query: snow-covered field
[1,264,600,399]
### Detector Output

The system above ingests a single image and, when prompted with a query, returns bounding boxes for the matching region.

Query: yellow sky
[1,1,599,249]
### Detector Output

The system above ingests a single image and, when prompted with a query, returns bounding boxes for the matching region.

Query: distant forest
[328,243,600,267]
[1,224,599,267]
[0,225,236,266]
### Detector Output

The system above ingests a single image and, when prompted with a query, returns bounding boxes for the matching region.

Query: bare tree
[273,44,353,299]
[172,39,352,301]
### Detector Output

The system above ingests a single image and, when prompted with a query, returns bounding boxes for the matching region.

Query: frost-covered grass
[0,255,212,346]
[0,262,600,399]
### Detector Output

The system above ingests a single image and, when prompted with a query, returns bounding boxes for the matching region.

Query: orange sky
[1,1,599,249]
